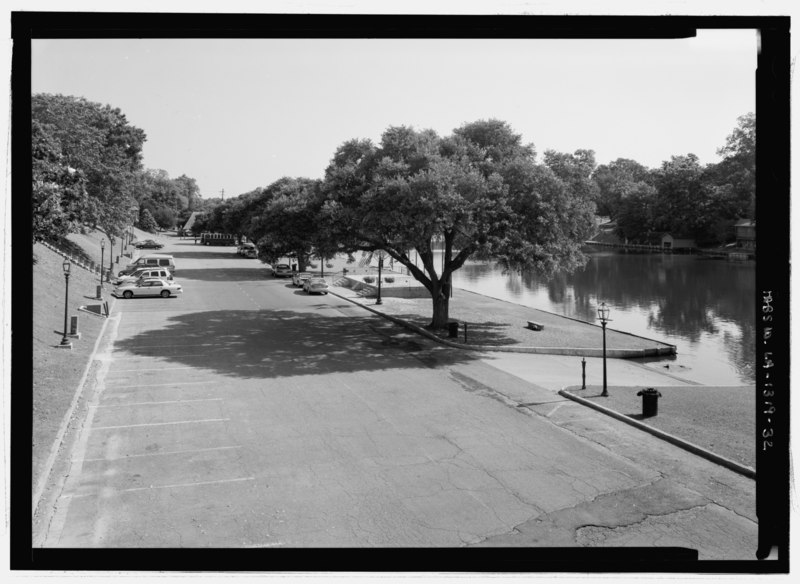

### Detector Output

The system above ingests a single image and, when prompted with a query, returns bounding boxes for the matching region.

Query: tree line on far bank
[32,93,216,245]
[194,114,753,328]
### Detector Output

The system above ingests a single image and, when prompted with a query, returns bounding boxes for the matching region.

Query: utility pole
[220,189,225,201]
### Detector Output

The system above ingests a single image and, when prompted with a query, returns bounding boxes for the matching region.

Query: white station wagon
[113,278,183,299]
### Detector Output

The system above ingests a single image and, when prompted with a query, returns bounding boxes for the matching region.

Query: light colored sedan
[113,278,183,299]
[303,277,329,295]
[292,272,312,287]
[273,264,292,278]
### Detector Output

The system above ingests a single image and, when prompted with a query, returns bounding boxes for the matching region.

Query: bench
[526,320,544,331]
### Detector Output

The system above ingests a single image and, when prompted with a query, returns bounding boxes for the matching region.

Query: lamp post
[376,251,385,305]
[59,259,72,348]
[597,302,611,397]
[108,237,114,278]
[100,239,105,287]
[581,357,586,389]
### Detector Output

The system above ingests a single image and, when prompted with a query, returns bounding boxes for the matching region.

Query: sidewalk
[327,283,755,476]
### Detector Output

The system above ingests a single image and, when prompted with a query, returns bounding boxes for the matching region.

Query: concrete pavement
[34,240,758,562]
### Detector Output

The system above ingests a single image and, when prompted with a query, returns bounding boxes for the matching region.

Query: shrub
[384,277,395,283]
[363,276,375,284]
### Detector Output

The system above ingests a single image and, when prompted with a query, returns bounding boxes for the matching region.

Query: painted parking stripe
[92,418,229,430]
[114,342,246,350]
[106,354,209,359]
[108,366,199,373]
[110,380,218,389]
[121,476,255,493]
[66,476,255,498]
[77,445,241,463]
[90,398,223,408]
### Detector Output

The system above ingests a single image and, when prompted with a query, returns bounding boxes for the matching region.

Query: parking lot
[36,240,757,560]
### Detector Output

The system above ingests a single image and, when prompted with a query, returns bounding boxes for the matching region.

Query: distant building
[734,220,756,250]
[182,211,201,235]
[661,233,696,251]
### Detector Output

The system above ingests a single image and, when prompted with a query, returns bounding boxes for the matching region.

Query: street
[37,240,757,558]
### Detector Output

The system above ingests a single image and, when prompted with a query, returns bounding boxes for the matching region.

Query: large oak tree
[322,119,596,329]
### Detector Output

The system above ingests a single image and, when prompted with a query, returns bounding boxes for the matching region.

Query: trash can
[637,387,662,418]
[447,321,459,338]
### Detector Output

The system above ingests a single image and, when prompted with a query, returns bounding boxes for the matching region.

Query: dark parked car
[134,239,164,249]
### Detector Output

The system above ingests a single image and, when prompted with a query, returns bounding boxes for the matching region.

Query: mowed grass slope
[31,227,152,498]
[32,241,109,494]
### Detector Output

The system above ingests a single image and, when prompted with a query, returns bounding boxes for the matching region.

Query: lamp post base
[56,340,73,349]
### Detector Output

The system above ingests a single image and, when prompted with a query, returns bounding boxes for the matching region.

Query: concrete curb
[557,388,756,479]
[328,290,674,358]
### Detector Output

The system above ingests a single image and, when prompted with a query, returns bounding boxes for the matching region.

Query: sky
[31,30,757,200]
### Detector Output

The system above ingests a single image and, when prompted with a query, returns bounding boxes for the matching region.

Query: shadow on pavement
[381,312,520,347]
[113,308,473,379]
[170,250,241,260]
[175,268,271,282]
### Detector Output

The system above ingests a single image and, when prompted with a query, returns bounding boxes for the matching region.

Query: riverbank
[329,283,676,357]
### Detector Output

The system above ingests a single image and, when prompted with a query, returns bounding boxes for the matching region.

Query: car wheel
[123,291,133,299]
[161,290,171,298]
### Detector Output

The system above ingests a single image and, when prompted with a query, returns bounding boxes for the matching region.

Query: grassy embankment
[31,227,152,497]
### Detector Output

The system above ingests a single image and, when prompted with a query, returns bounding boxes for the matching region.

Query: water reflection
[449,251,755,385]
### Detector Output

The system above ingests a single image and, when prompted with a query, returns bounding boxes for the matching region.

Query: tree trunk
[429,284,450,329]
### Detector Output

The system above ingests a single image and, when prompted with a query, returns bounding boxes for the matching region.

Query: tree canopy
[321,119,596,328]
[31,93,205,242]
[32,93,147,240]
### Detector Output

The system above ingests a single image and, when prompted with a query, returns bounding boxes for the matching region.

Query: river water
[444,250,755,386]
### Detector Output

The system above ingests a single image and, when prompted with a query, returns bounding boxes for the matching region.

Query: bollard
[96,285,103,300]
[464,322,468,343]
[581,357,586,389]
[637,387,662,418]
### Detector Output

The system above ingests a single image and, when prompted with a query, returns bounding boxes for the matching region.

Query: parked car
[113,278,183,299]
[303,277,329,295]
[292,272,312,287]
[238,243,257,258]
[112,268,174,286]
[273,264,292,278]
[118,254,176,276]
[134,239,164,249]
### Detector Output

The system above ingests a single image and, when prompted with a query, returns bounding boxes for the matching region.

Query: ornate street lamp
[59,259,72,348]
[100,238,105,287]
[597,302,611,397]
